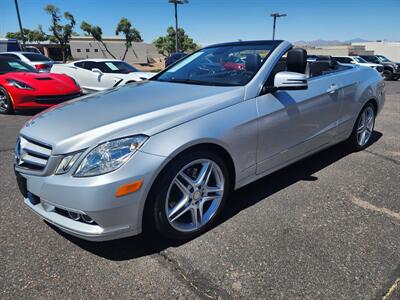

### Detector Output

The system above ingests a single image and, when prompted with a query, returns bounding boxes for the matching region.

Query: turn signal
[115,180,143,198]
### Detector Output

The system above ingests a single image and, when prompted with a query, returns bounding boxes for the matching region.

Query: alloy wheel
[356,106,375,147]
[165,159,225,233]
[0,89,9,113]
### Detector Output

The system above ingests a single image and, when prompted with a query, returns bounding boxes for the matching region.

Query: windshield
[23,53,51,62]
[96,61,139,74]
[376,55,390,62]
[0,59,37,74]
[153,43,279,86]
[354,57,368,63]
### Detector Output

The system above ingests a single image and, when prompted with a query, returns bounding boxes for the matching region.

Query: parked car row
[307,54,400,81]
[0,54,156,114]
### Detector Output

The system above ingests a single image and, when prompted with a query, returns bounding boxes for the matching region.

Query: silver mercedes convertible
[15,40,385,241]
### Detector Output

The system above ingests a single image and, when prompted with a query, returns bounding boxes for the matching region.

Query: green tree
[6,28,31,41]
[44,5,76,62]
[80,21,116,59]
[154,26,198,56]
[27,25,48,43]
[115,17,143,61]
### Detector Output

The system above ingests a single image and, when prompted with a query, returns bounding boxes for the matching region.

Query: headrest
[245,54,262,72]
[287,48,307,74]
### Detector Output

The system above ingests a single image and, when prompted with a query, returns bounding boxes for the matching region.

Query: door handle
[326,84,339,94]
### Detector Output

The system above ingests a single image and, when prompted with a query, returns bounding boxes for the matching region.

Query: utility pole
[14,0,26,50]
[168,0,188,53]
[270,13,287,40]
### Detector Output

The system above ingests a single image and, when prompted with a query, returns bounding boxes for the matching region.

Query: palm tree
[81,21,116,59]
[115,18,143,61]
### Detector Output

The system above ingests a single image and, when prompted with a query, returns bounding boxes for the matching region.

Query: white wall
[352,42,400,61]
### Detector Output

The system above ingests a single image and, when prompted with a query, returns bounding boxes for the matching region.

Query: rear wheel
[347,103,375,151]
[0,87,14,114]
[147,150,231,240]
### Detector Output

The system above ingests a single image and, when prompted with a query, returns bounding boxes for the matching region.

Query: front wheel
[147,150,231,240]
[0,86,14,114]
[392,75,400,81]
[382,70,393,81]
[347,103,376,151]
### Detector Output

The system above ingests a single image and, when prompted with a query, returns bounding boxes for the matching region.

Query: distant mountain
[293,38,371,46]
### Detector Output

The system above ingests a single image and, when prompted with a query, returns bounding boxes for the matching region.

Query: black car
[359,55,400,81]
[165,52,188,67]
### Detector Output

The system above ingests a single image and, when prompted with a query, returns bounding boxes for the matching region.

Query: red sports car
[0,56,81,114]
[223,56,245,71]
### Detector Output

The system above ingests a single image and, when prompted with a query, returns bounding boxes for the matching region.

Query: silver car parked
[15,40,385,241]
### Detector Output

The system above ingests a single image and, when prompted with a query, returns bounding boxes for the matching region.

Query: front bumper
[16,150,167,241]
[10,89,82,110]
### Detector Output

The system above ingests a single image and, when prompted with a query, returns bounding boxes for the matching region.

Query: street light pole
[14,0,26,50]
[270,13,287,40]
[168,0,188,53]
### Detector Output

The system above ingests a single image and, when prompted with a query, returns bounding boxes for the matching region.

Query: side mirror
[92,68,103,74]
[350,61,356,64]
[274,71,308,91]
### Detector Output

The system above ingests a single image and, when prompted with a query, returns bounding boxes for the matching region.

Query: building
[25,41,64,61]
[351,41,400,61]
[69,36,163,65]
[300,44,374,56]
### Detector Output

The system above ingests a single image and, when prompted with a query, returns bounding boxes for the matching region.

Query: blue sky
[1,0,399,45]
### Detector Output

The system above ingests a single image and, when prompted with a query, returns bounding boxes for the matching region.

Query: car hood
[117,72,155,82]
[21,80,244,154]
[5,72,78,94]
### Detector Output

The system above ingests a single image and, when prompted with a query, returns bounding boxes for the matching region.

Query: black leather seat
[309,61,331,77]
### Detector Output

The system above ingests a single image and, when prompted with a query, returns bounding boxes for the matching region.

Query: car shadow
[14,109,46,116]
[51,131,382,261]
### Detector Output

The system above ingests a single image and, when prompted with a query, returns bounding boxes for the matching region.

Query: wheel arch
[141,141,236,231]
[0,84,15,110]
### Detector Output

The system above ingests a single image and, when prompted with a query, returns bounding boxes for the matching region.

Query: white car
[51,59,155,94]
[0,51,54,72]
[334,56,384,74]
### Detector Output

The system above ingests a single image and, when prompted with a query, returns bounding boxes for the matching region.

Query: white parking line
[351,196,400,221]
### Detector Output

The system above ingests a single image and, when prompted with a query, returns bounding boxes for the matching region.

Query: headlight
[74,135,148,177]
[55,152,82,175]
[70,77,80,88]
[6,79,34,90]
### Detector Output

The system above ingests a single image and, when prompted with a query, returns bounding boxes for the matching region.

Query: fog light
[81,214,94,224]
[68,211,80,221]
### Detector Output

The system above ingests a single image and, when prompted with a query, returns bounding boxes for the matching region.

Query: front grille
[16,137,52,171]
[35,92,81,104]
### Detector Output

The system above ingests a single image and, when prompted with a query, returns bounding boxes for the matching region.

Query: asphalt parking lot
[1,82,399,299]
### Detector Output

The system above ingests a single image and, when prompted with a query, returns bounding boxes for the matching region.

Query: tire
[392,75,400,81]
[347,103,376,151]
[0,86,14,114]
[382,70,393,81]
[146,149,231,240]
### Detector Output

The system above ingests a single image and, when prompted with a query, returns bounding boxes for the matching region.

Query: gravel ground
[0,82,399,299]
